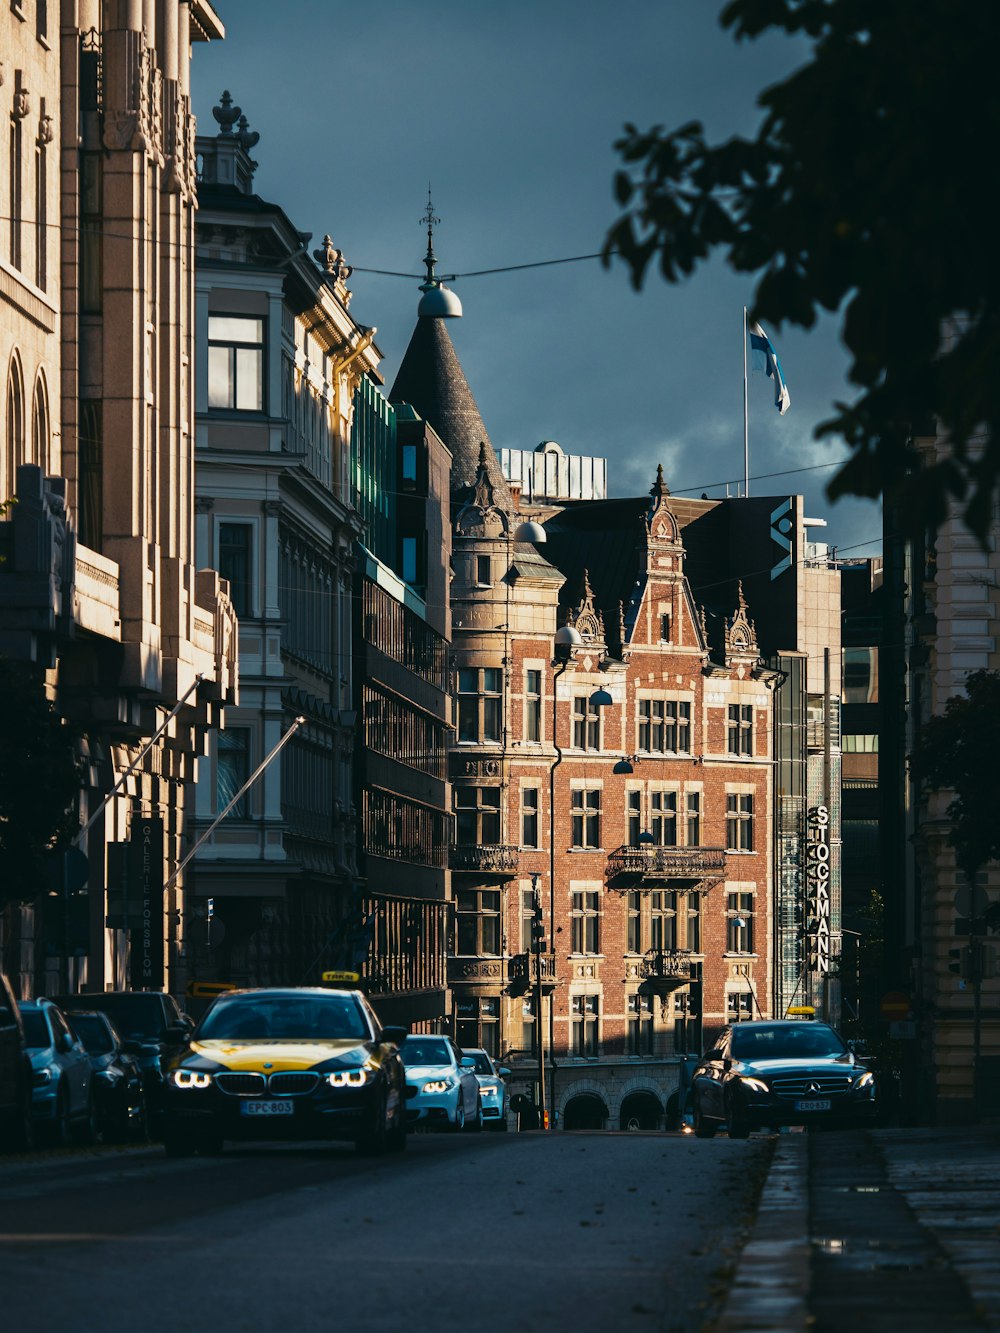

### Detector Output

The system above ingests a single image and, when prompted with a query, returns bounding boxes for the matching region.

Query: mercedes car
[690,1019,878,1138]
[161,987,408,1157]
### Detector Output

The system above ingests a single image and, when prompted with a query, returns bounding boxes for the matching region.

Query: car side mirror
[498,1067,512,1078]
[380,1025,408,1046]
[121,1039,142,1056]
[704,1048,724,1062]
[165,1024,189,1042]
[723,1057,733,1072]
[460,1057,477,1068]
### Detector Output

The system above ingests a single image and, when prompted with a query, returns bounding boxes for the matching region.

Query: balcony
[509,952,558,994]
[639,949,693,994]
[449,844,520,878]
[606,845,727,891]
[447,956,508,990]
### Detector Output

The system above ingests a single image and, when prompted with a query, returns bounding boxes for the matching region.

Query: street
[0,1132,770,1333]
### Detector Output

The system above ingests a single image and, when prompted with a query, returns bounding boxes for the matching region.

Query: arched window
[4,355,25,499]
[32,373,50,472]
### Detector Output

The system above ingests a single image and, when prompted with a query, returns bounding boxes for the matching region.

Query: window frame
[726,792,755,852]
[454,785,502,845]
[571,695,601,751]
[207,313,266,413]
[727,703,754,757]
[726,888,756,954]
[569,889,601,955]
[456,666,503,745]
[570,787,602,849]
[570,993,599,1058]
[455,887,502,957]
[217,725,252,819]
[637,697,692,755]
[524,668,542,743]
[521,786,540,849]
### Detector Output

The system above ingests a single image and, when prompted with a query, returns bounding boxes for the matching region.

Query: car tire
[451,1096,466,1134]
[692,1097,716,1140]
[356,1091,389,1156]
[726,1092,751,1140]
[467,1098,484,1133]
[163,1124,197,1157]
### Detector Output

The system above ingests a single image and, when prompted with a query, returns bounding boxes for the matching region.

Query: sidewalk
[714,1125,1000,1332]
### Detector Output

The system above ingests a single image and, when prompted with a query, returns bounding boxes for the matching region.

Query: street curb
[712,1136,810,1333]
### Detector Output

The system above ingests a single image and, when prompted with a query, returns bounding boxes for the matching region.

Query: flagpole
[743,306,750,498]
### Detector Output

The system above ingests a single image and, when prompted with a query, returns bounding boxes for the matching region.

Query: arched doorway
[563,1093,608,1131]
[619,1091,662,1132]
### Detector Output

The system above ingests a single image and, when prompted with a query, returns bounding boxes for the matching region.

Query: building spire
[420,185,441,292]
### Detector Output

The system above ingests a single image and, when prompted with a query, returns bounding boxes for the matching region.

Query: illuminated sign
[805,804,831,973]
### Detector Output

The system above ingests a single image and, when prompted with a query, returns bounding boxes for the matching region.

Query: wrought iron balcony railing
[606,845,726,889]
[510,953,558,989]
[639,949,693,986]
[449,844,520,877]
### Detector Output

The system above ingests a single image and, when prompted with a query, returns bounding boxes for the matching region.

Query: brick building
[388,263,779,1129]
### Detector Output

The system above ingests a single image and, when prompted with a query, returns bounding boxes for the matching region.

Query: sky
[192,0,881,561]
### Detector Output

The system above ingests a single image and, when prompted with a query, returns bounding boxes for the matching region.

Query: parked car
[51,991,192,1126]
[462,1048,510,1130]
[690,1019,879,1139]
[19,999,96,1145]
[0,971,33,1151]
[70,1011,147,1141]
[161,986,408,1157]
[400,1035,482,1132]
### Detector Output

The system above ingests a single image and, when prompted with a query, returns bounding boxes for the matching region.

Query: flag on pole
[748,321,791,415]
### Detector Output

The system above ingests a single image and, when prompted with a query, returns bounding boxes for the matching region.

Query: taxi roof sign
[786,1005,816,1017]
[321,970,361,985]
[186,981,236,998]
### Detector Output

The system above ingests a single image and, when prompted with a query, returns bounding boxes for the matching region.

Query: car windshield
[71,1013,116,1055]
[400,1038,451,1066]
[466,1052,493,1075]
[21,1010,50,1049]
[196,993,369,1042]
[58,995,165,1040]
[730,1023,847,1060]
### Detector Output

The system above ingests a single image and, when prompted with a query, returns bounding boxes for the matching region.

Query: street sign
[954,885,990,919]
[880,990,911,1020]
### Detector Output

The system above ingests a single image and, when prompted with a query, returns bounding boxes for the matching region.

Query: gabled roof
[389,317,511,507]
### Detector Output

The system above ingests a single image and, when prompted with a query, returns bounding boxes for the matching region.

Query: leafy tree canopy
[0,659,80,908]
[918,670,1000,884]
[605,0,1000,538]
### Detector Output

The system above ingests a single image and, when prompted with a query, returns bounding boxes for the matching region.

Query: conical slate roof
[389,316,512,506]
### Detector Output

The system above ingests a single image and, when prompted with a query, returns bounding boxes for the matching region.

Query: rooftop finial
[420,184,441,291]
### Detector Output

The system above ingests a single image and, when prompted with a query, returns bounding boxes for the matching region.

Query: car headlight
[327,1068,375,1088]
[739,1076,770,1095]
[171,1069,212,1089]
[422,1078,455,1094]
[32,1067,53,1086]
[479,1084,498,1097]
[853,1070,875,1090]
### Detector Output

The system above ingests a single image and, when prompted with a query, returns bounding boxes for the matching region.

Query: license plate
[794,1098,831,1112]
[241,1100,294,1116]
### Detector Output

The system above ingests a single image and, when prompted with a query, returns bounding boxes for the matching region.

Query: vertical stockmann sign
[129,817,164,990]
[805,805,831,973]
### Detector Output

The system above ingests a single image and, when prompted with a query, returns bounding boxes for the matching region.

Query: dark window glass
[218,728,250,818]
[219,523,251,618]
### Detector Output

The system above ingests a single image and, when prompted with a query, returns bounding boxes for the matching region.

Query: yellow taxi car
[161,986,408,1157]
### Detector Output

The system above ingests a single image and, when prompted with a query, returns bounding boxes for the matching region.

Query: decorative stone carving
[724,581,761,666]
[103,112,138,150]
[13,86,30,119]
[212,90,240,135]
[37,114,54,145]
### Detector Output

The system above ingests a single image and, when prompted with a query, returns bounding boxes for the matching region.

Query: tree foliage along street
[605,0,1000,539]
[0,659,80,908]
[918,670,1000,886]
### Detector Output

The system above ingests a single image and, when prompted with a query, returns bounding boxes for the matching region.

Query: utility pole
[530,871,547,1130]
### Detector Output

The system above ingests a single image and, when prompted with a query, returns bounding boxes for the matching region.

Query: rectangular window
[217,727,250,818]
[570,889,600,955]
[650,890,677,951]
[80,153,103,313]
[34,140,46,290]
[570,788,601,849]
[572,696,601,750]
[520,886,535,953]
[660,612,671,642]
[650,789,678,846]
[727,704,753,756]
[525,669,542,743]
[455,786,501,844]
[627,789,643,846]
[218,523,252,619]
[401,535,418,586]
[687,897,701,953]
[571,994,599,1057]
[208,315,264,411]
[10,114,23,270]
[627,890,641,953]
[726,890,755,954]
[521,787,539,848]
[638,698,691,753]
[37,0,48,40]
[400,442,418,487]
[627,993,654,1056]
[686,791,702,847]
[456,888,501,956]
[456,667,502,744]
[727,992,754,1023]
[726,793,754,852]
[476,555,491,585]
[456,996,500,1057]
[520,995,537,1055]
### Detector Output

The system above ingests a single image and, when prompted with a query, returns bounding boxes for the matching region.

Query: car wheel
[726,1092,751,1140]
[467,1097,483,1133]
[163,1124,197,1157]
[451,1095,466,1134]
[356,1091,389,1156]
[692,1096,716,1140]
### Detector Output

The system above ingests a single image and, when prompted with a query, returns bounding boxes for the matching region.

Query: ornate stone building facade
[188,101,378,990]
[0,1,237,997]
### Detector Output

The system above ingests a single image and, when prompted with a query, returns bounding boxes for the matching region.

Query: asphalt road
[0,1131,771,1333]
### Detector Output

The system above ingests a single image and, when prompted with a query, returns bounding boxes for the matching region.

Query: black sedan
[70,1011,147,1142]
[161,988,408,1157]
[690,1020,878,1138]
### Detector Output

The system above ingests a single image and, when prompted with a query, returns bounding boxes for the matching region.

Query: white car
[400,1035,482,1132]
[462,1048,510,1131]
